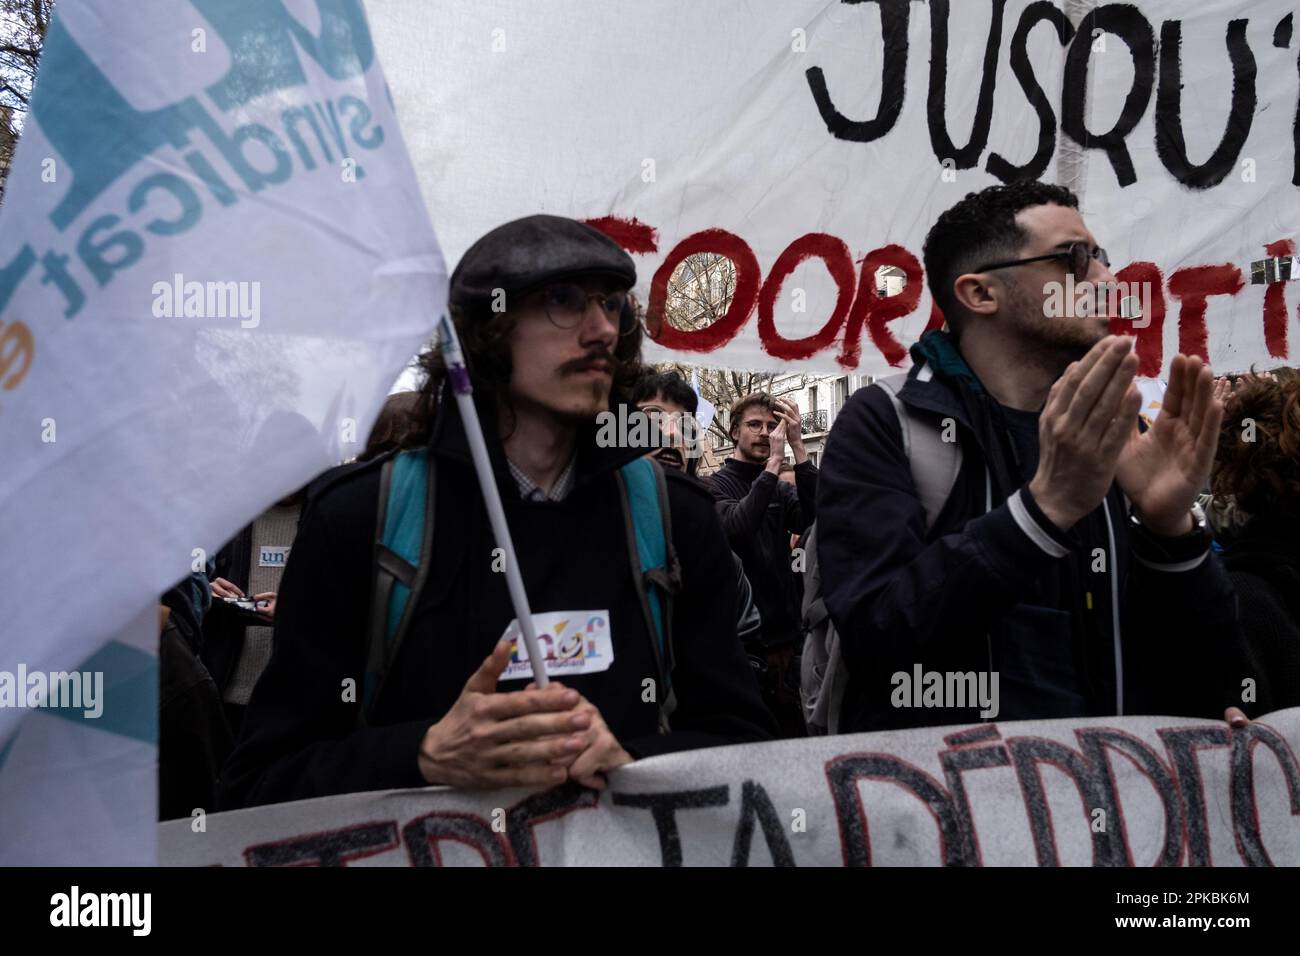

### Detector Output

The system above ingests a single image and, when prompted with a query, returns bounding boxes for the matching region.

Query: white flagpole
[436,314,549,686]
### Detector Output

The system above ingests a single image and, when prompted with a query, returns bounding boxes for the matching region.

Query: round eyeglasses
[535,283,640,337]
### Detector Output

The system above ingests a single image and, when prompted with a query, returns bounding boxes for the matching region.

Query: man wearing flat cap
[221,215,775,808]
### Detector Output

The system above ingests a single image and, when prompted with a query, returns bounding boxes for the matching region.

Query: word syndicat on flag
[0,0,446,864]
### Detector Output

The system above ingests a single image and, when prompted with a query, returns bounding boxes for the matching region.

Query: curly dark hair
[1213,372,1300,518]
[406,298,646,446]
[923,181,1079,336]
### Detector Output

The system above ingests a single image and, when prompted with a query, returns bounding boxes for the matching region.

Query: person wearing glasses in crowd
[710,392,817,736]
[816,181,1249,733]
[220,215,774,808]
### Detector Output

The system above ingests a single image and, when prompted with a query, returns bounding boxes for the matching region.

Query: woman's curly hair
[404,296,646,447]
[1212,370,1300,518]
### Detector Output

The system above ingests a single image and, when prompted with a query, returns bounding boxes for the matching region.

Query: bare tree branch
[0,0,54,198]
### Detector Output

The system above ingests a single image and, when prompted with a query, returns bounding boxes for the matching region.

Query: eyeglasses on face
[533,283,639,336]
[975,241,1110,284]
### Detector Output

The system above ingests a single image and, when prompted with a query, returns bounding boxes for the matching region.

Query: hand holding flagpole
[436,314,549,687]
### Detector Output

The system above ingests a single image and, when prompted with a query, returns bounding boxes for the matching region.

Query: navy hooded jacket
[817,331,1243,732]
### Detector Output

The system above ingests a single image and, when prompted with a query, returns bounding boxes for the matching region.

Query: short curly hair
[1212,372,1300,518]
[923,181,1079,336]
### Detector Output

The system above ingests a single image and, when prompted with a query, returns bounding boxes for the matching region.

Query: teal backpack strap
[361,448,436,725]
[615,457,680,729]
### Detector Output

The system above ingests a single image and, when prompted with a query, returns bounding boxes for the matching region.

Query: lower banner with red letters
[160,708,1300,866]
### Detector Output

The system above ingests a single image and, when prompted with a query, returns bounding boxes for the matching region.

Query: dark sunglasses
[976,241,1110,284]
[535,283,639,336]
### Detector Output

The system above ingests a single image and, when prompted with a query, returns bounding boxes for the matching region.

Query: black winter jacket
[219,393,775,809]
[200,524,256,696]
[159,575,232,820]
[1222,512,1300,713]
[817,331,1243,732]
[710,458,817,648]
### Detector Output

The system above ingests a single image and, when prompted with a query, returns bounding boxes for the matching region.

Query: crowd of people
[157,181,1299,820]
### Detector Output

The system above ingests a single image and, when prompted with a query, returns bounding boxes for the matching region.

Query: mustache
[559,349,617,376]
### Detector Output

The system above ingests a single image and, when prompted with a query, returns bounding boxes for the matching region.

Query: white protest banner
[1137,375,1168,423]
[0,0,445,864]
[369,0,1300,378]
[160,709,1300,866]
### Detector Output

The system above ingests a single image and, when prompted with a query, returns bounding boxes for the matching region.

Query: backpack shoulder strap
[615,457,680,729]
[799,522,848,734]
[875,371,962,532]
[800,372,961,735]
[362,447,436,724]
[800,522,828,628]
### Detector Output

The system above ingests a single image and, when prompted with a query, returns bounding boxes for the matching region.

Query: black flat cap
[449,214,637,313]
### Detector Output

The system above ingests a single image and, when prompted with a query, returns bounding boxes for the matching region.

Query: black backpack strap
[644,459,681,640]
[646,459,681,706]
[614,458,680,731]
[360,449,436,727]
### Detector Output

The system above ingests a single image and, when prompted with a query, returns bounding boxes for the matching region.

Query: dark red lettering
[840,244,924,368]
[583,215,659,254]
[1109,261,1167,377]
[645,229,760,353]
[757,233,856,360]
[1262,239,1295,359]
[1167,264,1244,361]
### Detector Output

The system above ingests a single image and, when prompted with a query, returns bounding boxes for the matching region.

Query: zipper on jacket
[983,466,995,681]
[1101,496,1124,715]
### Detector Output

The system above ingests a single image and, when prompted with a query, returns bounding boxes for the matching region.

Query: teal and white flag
[0,0,445,864]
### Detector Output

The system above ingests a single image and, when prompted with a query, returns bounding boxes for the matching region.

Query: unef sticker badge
[258,546,291,567]
[499,611,613,681]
